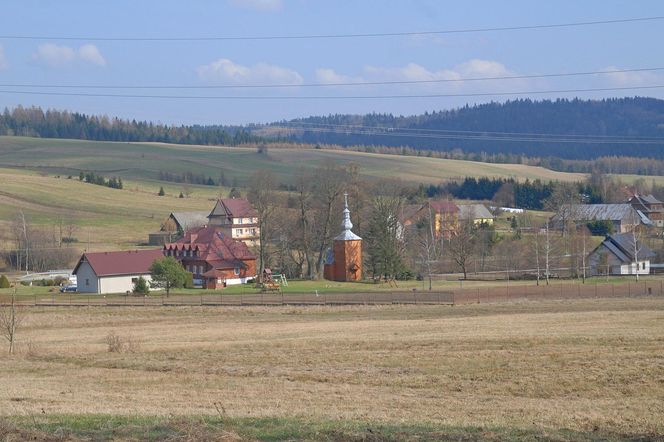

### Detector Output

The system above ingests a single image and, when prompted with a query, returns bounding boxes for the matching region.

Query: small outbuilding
[587,233,655,276]
[73,249,164,294]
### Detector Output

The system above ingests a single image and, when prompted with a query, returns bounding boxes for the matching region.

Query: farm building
[164,226,256,289]
[626,194,664,228]
[458,204,494,225]
[400,200,460,238]
[550,204,651,233]
[73,249,164,294]
[587,233,655,276]
[149,211,209,245]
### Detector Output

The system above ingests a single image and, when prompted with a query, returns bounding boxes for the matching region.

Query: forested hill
[2,97,664,160]
[277,97,664,160]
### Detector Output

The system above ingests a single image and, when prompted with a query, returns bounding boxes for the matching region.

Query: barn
[73,249,164,294]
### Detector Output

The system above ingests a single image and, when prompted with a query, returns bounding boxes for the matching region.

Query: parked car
[59,284,77,293]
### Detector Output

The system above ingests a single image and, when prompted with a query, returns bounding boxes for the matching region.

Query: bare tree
[0,285,23,354]
[447,218,476,279]
[311,164,346,279]
[247,170,277,279]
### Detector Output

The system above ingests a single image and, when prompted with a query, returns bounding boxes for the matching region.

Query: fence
[0,279,662,308]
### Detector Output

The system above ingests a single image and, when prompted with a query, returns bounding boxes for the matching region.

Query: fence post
[612,283,615,297]
[477,288,480,304]
[595,283,597,298]
[628,282,631,297]
[577,283,580,298]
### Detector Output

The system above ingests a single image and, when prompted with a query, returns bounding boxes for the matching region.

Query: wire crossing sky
[0,1,663,124]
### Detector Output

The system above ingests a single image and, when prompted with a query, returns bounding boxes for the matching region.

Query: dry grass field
[1,298,663,440]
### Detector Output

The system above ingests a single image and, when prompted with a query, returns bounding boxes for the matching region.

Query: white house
[73,249,164,294]
[587,233,655,276]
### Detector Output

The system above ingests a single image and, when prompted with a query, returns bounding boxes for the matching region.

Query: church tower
[324,193,362,282]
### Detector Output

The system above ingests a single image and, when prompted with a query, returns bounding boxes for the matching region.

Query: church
[323,193,362,282]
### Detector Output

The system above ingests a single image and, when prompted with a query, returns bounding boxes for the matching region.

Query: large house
[148,198,260,246]
[550,204,651,233]
[207,198,260,246]
[587,233,655,276]
[627,194,664,228]
[429,200,460,238]
[73,249,164,294]
[164,226,257,289]
[400,200,460,238]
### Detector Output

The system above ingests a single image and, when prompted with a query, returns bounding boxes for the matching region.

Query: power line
[272,126,664,144]
[0,67,661,90]
[0,16,662,41]
[2,84,664,100]
[278,121,664,141]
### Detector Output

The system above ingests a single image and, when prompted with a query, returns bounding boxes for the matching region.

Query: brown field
[1,298,663,439]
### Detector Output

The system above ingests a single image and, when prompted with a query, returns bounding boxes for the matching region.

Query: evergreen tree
[133,276,149,295]
[158,186,165,196]
[0,275,10,289]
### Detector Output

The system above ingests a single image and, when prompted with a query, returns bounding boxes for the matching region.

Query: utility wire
[0,67,661,90]
[272,126,664,144]
[2,84,664,99]
[0,16,662,41]
[277,121,664,141]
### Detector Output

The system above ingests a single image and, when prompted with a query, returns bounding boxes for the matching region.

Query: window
[132,278,138,283]
[250,228,256,235]
[234,266,240,276]
[642,262,646,270]
[85,279,89,286]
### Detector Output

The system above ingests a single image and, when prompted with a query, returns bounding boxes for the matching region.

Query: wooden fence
[1,280,662,308]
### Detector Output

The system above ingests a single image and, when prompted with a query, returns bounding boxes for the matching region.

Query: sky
[0,0,663,125]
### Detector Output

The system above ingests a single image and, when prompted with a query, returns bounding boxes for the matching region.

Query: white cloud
[0,45,8,70]
[315,68,362,84]
[317,60,517,87]
[228,0,282,12]
[197,58,303,85]
[78,44,106,66]
[602,65,661,86]
[33,43,106,68]
[455,59,511,78]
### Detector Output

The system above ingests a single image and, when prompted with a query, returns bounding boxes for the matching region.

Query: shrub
[133,276,150,295]
[0,275,9,289]
[105,331,140,353]
[185,272,194,289]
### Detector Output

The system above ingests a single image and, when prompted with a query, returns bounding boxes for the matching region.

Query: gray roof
[552,204,642,223]
[598,233,655,263]
[169,211,209,231]
[458,204,494,220]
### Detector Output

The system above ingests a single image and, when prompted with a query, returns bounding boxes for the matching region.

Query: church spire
[335,192,361,241]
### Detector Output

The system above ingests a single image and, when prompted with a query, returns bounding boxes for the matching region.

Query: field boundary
[1,280,663,307]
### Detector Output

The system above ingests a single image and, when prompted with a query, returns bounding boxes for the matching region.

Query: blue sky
[0,0,662,125]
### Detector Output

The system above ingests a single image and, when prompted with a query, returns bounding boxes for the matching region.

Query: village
[51,182,664,296]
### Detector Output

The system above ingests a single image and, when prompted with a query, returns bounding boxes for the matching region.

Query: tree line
[0,106,257,146]
[281,97,664,160]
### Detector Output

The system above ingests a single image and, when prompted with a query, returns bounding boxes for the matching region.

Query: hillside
[0,136,585,186]
[277,97,664,160]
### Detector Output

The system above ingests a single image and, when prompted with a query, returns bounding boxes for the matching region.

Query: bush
[106,331,141,353]
[133,276,150,295]
[0,275,9,288]
[185,272,194,289]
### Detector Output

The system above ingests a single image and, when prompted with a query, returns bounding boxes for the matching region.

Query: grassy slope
[0,299,662,440]
[0,135,586,185]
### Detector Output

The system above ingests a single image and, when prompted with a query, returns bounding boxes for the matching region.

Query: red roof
[73,249,164,277]
[164,226,256,262]
[429,200,460,213]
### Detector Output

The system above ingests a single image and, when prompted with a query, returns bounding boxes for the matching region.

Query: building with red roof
[207,198,260,246]
[164,225,257,289]
[73,249,164,294]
